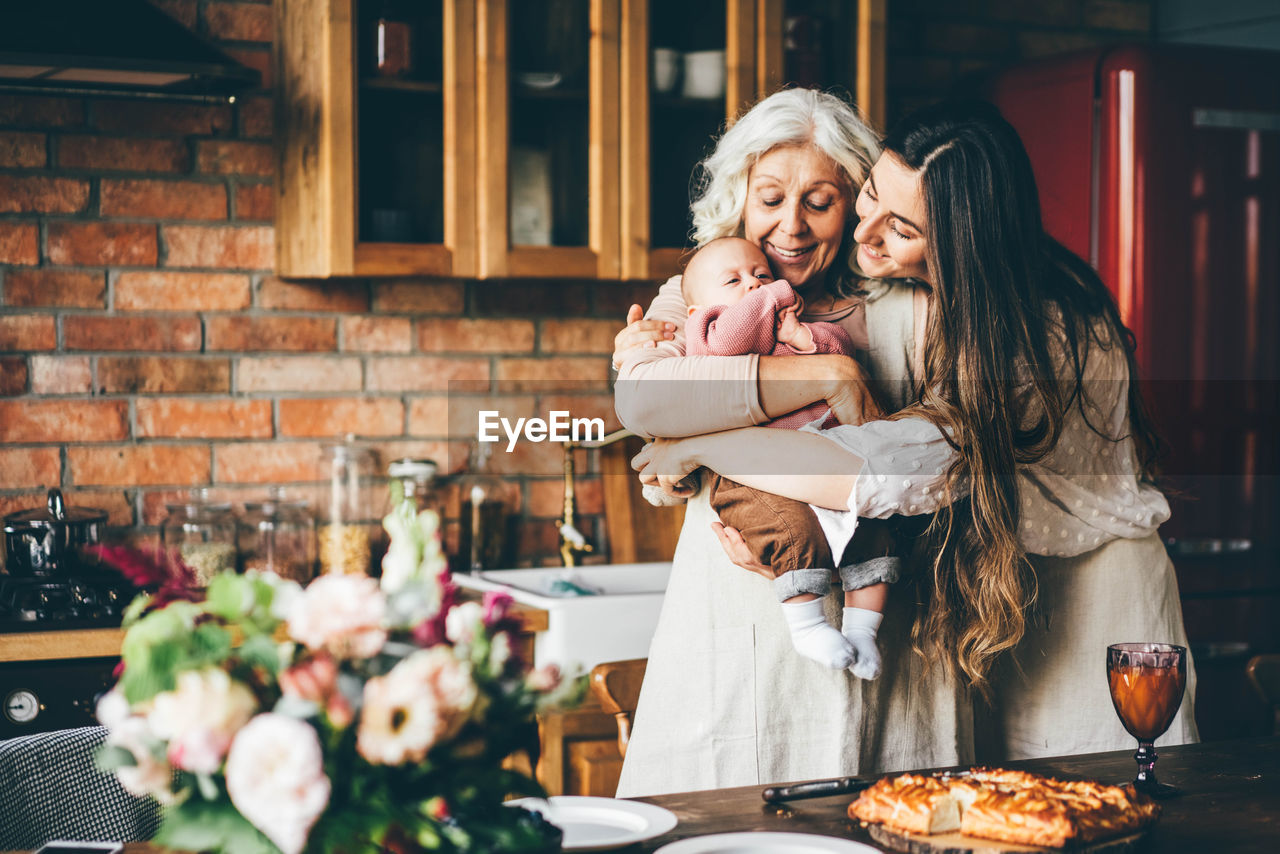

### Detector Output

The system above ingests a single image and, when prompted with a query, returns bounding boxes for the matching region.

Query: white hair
[689,88,881,289]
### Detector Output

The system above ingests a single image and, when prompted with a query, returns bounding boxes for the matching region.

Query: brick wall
[0,0,644,569]
[886,0,1154,124]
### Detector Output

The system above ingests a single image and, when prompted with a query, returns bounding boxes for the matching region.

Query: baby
[665,236,900,679]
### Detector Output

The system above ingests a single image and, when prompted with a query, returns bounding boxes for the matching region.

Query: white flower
[96,688,131,730]
[489,631,511,668]
[381,508,448,595]
[110,717,178,804]
[445,601,484,646]
[147,668,257,774]
[97,691,177,804]
[250,570,303,621]
[288,574,387,659]
[357,647,477,765]
[225,714,330,854]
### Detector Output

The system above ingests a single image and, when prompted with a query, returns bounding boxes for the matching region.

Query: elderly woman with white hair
[612,88,966,797]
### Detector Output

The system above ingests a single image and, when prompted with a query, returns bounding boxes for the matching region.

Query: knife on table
[761,776,874,803]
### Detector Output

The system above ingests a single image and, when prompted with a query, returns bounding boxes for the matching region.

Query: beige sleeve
[614,274,768,438]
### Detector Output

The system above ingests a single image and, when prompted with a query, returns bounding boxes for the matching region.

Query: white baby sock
[842,607,883,680]
[781,598,855,669]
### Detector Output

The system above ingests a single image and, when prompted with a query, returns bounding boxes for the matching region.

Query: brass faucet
[560,428,634,566]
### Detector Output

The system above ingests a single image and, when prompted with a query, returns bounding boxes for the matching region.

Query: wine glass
[1106,642,1187,798]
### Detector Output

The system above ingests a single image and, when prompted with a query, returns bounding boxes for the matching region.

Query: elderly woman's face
[852,153,930,282]
[742,145,850,290]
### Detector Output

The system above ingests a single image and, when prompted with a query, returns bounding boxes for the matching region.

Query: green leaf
[238,632,284,678]
[154,798,282,854]
[205,572,252,622]
[189,621,234,665]
[94,743,137,772]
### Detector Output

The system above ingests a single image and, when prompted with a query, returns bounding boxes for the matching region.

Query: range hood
[0,1,260,102]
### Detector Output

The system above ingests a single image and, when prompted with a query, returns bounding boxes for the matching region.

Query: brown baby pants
[707,472,900,601]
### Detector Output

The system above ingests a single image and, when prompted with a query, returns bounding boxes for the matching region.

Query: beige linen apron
[987,532,1199,761]
[614,489,974,796]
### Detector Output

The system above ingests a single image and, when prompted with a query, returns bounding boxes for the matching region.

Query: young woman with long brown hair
[632,100,1197,771]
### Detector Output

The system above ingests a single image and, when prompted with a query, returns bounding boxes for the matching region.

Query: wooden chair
[589,658,648,758]
[1245,654,1280,734]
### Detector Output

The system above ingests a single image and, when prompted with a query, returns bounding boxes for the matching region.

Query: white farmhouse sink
[451,562,672,673]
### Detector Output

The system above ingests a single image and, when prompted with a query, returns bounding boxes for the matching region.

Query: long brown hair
[881,101,1162,693]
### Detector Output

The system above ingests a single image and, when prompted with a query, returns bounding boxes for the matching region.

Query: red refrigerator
[986,45,1280,738]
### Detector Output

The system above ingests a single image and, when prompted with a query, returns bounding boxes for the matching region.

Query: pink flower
[482,591,513,626]
[279,652,354,729]
[225,714,331,854]
[357,647,477,765]
[410,567,457,647]
[527,664,562,693]
[287,574,387,660]
[147,668,257,774]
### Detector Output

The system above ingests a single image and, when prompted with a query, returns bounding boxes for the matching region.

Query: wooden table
[9,737,1277,853]
[632,737,1280,852]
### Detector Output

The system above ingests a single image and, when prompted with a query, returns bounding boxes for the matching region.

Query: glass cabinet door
[759,0,885,132]
[352,0,476,275]
[619,0,757,280]
[476,0,620,278]
[276,0,475,278]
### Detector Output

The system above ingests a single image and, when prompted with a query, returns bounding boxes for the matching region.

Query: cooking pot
[3,488,107,577]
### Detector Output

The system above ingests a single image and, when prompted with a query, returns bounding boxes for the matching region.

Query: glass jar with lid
[387,458,439,516]
[455,441,517,573]
[238,487,316,584]
[318,440,379,575]
[161,487,237,586]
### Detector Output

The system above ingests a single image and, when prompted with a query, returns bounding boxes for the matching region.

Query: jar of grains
[238,487,316,584]
[161,488,238,586]
[318,441,379,575]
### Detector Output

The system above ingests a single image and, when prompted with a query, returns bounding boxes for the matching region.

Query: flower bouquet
[93,489,580,854]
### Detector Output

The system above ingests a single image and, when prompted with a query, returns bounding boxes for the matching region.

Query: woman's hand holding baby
[612,304,676,368]
[822,358,884,425]
[632,438,702,497]
[710,521,774,579]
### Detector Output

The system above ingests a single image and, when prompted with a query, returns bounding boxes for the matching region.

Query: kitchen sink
[451,562,672,673]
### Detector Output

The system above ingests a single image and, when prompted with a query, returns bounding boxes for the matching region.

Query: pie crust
[849,767,1160,848]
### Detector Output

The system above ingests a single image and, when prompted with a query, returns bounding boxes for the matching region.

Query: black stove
[0,572,136,738]
[0,572,135,630]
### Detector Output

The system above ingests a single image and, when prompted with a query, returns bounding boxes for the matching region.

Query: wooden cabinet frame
[476,0,621,279]
[275,0,477,278]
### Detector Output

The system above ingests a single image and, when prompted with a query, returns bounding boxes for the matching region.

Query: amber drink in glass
[1106,642,1187,798]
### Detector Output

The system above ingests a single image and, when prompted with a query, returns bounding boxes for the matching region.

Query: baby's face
[684,239,775,309]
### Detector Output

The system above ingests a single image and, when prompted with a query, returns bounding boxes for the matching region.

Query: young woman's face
[742,145,851,291]
[852,153,930,283]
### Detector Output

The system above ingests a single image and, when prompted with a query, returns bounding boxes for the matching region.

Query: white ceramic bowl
[681,49,725,99]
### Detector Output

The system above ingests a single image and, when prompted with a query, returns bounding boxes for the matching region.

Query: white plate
[655,831,880,854]
[506,795,678,851]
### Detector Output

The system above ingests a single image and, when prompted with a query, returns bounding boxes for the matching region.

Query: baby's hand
[776,306,814,351]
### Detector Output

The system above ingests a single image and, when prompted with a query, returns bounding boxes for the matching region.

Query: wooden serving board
[867,824,1150,854]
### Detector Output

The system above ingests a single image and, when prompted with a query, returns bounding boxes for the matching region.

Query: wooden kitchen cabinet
[274,0,885,280]
[275,0,477,277]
